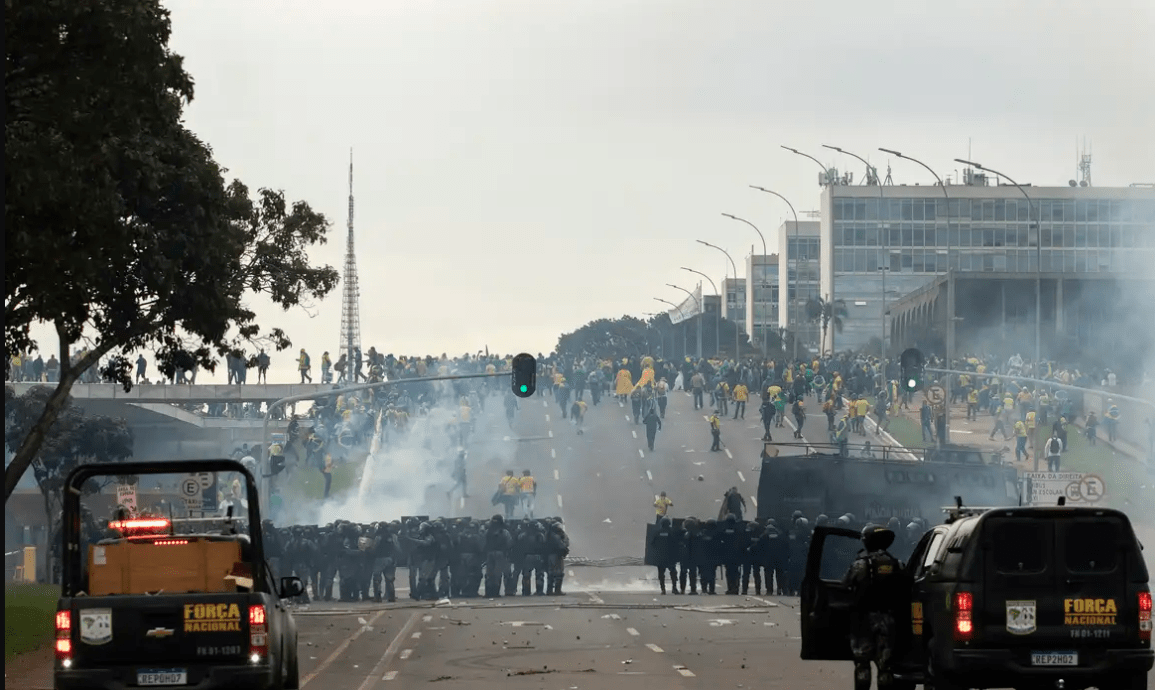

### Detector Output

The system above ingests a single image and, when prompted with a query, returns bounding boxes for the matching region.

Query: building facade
[722,277,747,336]
[746,254,779,351]
[777,220,822,354]
[819,178,1155,354]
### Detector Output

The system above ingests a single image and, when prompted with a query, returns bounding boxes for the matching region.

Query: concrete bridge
[8,381,337,405]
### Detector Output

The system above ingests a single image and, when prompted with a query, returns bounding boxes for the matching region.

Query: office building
[746,254,779,351]
[777,220,821,355]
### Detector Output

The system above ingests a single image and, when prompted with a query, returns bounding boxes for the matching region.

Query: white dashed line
[632,430,637,438]
[588,592,605,604]
[422,615,433,623]
[557,495,564,508]
[625,414,631,421]
[638,449,644,458]
[410,632,421,639]
[725,448,733,459]
[554,469,559,480]
[383,671,398,681]
[675,666,696,677]
[646,643,664,653]
[551,448,556,458]
[627,627,640,636]
[459,497,465,509]
[568,570,575,577]
[548,430,553,438]
[545,414,550,422]
[399,649,412,660]
[646,470,653,481]
[542,400,547,407]
[751,497,758,507]
[737,471,746,482]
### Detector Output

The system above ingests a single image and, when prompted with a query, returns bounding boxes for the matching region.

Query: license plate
[1031,651,1078,666]
[137,669,188,686]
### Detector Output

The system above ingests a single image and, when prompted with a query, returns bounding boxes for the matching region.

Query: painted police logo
[1006,600,1037,635]
[80,608,113,645]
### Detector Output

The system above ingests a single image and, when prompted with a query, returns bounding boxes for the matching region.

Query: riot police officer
[650,517,679,594]
[842,525,906,690]
[484,515,512,597]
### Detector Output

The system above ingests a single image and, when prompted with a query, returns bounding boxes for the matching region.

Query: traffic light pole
[259,372,508,509]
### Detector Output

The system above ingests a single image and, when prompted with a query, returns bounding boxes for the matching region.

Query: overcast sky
[37,1,1155,382]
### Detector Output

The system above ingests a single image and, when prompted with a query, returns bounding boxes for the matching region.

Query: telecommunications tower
[338,149,362,378]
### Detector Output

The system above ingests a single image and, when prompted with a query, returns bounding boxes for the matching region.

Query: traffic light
[511,353,537,398]
[900,348,924,392]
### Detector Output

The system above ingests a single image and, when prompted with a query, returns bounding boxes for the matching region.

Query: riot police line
[260,514,571,603]
[643,512,931,595]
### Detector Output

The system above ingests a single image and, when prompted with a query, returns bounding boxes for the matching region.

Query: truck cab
[54,459,304,690]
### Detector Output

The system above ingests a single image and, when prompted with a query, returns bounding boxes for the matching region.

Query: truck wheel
[283,648,300,690]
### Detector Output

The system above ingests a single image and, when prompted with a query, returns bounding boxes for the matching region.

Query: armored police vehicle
[54,459,304,690]
[801,501,1152,690]
[755,443,1020,525]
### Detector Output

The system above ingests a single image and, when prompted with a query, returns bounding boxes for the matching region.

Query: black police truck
[801,502,1152,690]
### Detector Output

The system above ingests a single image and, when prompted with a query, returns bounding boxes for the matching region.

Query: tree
[4,1,339,501]
[5,384,133,579]
[556,316,655,361]
[806,296,848,355]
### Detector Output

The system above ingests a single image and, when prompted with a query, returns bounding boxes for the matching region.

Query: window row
[831,248,1149,274]
[786,238,821,261]
[833,223,1154,249]
[833,197,1155,224]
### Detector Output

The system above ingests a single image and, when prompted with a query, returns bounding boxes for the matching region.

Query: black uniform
[842,527,906,690]
[650,518,679,594]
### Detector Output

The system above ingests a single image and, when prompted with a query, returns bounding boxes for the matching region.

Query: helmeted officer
[483,515,512,597]
[842,525,906,690]
[650,517,679,594]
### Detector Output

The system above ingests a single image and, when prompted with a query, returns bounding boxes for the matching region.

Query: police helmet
[725,513,737,524]
[815,514,829,527]
[791,510,804,522]
[491,514,504,524]
[660,517,672,529]
[844,513,857,524]
[836,515,851,527]
[796,518,810,530]
[705,518,718,529]
[861,525,896,552]
[887,517,902,531]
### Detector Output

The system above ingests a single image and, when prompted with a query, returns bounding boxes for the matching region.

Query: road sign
[116,484,138,514]
[1024,472,1106,506]
[180,476,202,511]
[924,386,946,405]
[195,472,213,490]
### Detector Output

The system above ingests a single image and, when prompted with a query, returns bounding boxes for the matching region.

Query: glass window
[854,226,865,246]
[983,201,995,222]
[854,251,867,273]
[956,199,970,220]
[1042,228,1053,247]
[1064,252,1076,272]
[983,254,994,272]
[994,228,1006,247]
[887,200,901,221]
[992,520,1047,574]
[889,227,902,246]
[912,200,925,221]
[1005,199,1018,221]
[993,253,1007,271]
[855,199,866,221]
[1051,200,1065,222]
[912,250,925,273]
[902,200,914,221]
[865,226,878,246]
[1086,227,1098,248]
[983,229,994,247]
[1076,200,1088,223]
[1064,521,1119,573]
[1075,227,1087,248]
[913,226,924,246]
[1041,253,1054,272]
[994,200,1006,222]
[1064,201,1076,223]
[901,252,913,269]
[866,250,880,272]
[1019,201,1031,222]
[866,198,879,221]
[902,227,913,247]
[1109,228,1121,247]
[1075,253,1086,272]
[1097,201,1109,223]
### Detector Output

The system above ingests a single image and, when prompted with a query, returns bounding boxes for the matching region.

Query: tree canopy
[556,315,662,361]
[4,0,339,501]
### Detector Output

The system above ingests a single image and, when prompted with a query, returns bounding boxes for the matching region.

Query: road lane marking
[625,414,630,420]
[554,469,559,480]
[646,643,664,653]
[674,666,696,677]
[383,671,398,681]
[737,471,746,482]
[410,632,421,639]
[751,497,758,507]
[588,592,605,604]
[568,570,575,577]
[399,649,412,660]
[557,495,564,508]
[725,448,733,459]
[638,449,644,458]
[353,611,420,690]
[300,609,387,687]
[551,448,556,458]
[632,430,637,438]
[627,627,640,636]
[646,470,653,481]
[548,430,553,438]
[545,414,550,422]
[422,615,432,623]
[543,400,547,407]
[459,497,465,509]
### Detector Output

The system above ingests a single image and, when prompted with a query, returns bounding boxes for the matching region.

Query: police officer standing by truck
[842,524,906,690]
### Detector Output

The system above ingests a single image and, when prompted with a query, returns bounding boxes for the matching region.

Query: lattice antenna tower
[1077,138,1092,187]
[339,148,362,370]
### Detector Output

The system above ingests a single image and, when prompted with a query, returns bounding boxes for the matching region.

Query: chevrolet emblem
[145,627,175,639]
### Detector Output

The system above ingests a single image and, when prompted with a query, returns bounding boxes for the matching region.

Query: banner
[667,284,704,325]
[1024,472,1106,506]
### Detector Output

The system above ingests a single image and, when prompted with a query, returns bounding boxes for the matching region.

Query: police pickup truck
[54,459,304,690]
[800,500,1152,690]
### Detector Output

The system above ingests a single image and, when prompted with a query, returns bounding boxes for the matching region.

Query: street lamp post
[722,213,768,358]
[682,267,720,357]
[668,283,703,360]
[882,147,954,447]
[956,159,1041,378]
[824,144,888,356]
[750,186,802,361]
[697,239,740,360]
[655,297,688,360]
[643,312,665,357]
[783,146,840,352]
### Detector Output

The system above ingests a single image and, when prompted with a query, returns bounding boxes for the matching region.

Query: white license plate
[1031,651,1078,666]
[137,669,187,686]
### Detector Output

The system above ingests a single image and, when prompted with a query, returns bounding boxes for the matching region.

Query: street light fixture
[697,239,741,359]
[781,146,830,182]
[722,213,768,358]
[667,283,703,360]
[824,144,888,356]
[682,267,720,358]
[750,186,802,361]
[955,158,1041,385]
[880,147,955,446]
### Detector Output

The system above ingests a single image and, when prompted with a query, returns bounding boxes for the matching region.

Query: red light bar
[109,518,170,531]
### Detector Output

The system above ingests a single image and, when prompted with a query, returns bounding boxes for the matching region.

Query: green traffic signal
[520,384,528,393]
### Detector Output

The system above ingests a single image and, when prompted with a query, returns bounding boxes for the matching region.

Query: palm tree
[806,295,848,355]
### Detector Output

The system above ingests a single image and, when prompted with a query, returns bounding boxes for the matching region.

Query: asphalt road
[289,386,853,689]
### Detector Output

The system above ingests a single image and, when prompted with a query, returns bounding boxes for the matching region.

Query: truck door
[800,525,861,660]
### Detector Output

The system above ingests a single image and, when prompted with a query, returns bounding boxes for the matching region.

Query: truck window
[992,520,1047,574]
[922,531,946,569]
[1064,521,1119,574]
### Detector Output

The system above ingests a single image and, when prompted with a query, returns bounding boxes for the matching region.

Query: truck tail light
[954,591,974,642]
[248,604,268,662]
[55,609,73,665]
[1139,591,1152,642]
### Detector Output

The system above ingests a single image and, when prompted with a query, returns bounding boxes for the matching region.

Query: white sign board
[1024,472,1106,506]
[116,484,138,514]
[180,475,203,511]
